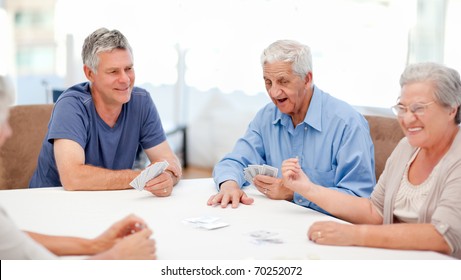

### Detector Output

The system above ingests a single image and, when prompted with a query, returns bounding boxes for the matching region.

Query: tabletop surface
[0,178,453,260]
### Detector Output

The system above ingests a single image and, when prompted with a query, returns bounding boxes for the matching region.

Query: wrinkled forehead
[96,49,134,68]
[399,81,436,102]
[263,61,294,78]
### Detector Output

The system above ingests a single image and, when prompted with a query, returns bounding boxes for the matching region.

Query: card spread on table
[243,164,278,183]
[183,216,229,230]
[247,230,284,244]
[130,160,169,191]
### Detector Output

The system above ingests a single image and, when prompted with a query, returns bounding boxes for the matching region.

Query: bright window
[4,0,459,110]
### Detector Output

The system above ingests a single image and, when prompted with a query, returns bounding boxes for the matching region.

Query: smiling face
[84,48,135,108]
[398,81,456,149]
[263,61,312,125]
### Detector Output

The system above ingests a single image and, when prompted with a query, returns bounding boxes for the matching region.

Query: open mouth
[406,127,423,135]
[277,98,288,103]
[408,127,422,132]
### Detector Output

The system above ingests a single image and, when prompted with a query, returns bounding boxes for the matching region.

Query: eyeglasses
[391,101,435,117]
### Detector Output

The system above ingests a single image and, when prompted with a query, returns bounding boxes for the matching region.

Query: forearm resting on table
[60,164,139,191]
[26,231,98,256]
[357,223,451,254]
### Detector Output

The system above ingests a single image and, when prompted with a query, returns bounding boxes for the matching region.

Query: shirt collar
[272,85,323,132]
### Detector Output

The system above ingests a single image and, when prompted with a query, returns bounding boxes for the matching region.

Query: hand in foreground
[252,175,294,201]
[308,221,358,246]
[92,228,156,260]
[91,214,149,253]
[90,214,156,259]
[207,180,254,208]
[281,158,313,194]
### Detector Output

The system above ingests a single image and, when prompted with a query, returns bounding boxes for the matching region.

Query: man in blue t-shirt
[29,28,181,196]
[208,40,375,215]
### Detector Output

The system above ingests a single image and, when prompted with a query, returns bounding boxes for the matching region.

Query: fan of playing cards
[130,160,169,191]
[244,164,279,183]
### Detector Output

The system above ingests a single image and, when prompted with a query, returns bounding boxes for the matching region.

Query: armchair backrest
[364,115,405,181]
[0,104,53,189]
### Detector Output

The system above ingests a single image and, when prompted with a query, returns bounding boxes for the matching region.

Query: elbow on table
[61,184,81,191]
[60,176,85,191]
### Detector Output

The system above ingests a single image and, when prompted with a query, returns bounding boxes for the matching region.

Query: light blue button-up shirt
[213,86,376,215]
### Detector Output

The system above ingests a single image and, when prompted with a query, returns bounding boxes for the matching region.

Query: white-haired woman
[282,62,461,258]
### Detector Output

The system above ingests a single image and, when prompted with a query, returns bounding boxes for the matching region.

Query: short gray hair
[81,28,133,72]
[400,62,461,124]
[261,40,313,83]
[0,76,14,123]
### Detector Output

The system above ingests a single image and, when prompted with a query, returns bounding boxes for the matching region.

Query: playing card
[200,222,229,230]
[262,164,278,177]
[244,164,278,183]
[248,230,277,239]
[183,216,229,230]
[258,165,264,175]
[244,168,253,183]
[129,160,169,191]
[248,165,260,176]
[247,230,284,244]
[183,216,221,224]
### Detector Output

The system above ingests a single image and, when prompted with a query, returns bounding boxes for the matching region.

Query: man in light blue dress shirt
[207,40,375,215]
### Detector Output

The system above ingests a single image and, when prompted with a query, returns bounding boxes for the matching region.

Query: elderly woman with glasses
[281,62,461,258]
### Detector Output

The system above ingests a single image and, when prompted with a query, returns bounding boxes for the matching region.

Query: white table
[0,178,452,260]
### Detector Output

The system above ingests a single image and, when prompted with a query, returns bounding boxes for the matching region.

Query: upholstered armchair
[364,115,405,181]
[0,104,53,189]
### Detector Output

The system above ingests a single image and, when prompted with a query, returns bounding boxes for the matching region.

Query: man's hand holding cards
[244,164,292,200]
[130,160,169,191]
[244,164,279,183]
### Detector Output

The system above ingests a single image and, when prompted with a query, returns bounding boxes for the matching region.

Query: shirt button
[298,199,303,203]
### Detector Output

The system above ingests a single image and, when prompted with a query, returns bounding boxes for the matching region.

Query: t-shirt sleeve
[47,96,89,149]
[139,93,166,149]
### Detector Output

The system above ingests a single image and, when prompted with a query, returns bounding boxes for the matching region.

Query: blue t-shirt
[213,85,376,215]
[29,82,166,188]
